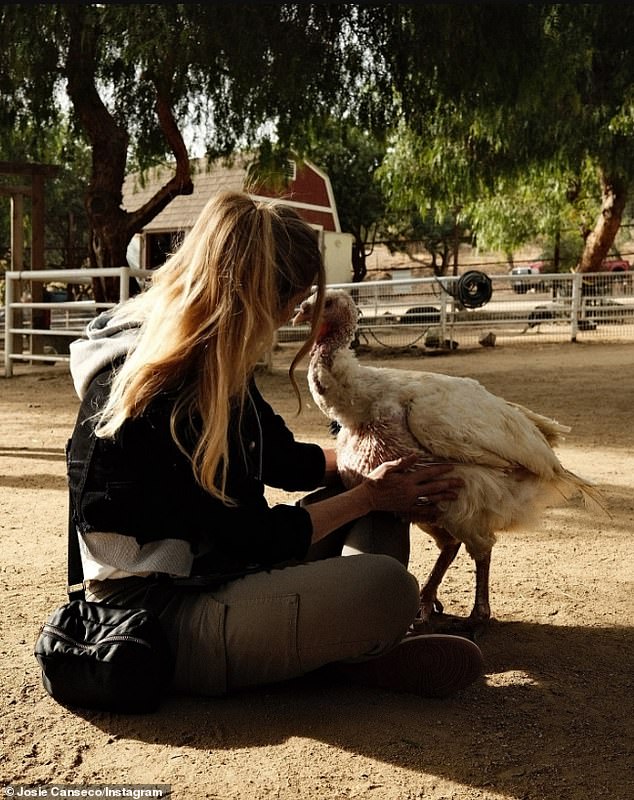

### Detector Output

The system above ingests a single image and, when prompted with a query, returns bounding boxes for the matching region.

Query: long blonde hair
[95,190,326,503]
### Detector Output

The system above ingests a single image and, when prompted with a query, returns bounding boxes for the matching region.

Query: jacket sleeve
[249,382,327,491]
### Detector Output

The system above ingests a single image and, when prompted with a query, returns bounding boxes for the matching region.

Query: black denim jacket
[67,367,326,573]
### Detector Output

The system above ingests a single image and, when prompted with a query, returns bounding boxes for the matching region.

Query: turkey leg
[470,551,491,621]
[417,526,461,622]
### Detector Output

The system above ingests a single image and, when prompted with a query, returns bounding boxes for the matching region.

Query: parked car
[599,259,630,274]
[526,297,633,330]
[510,264,545,294]
[400,305,441,325]
[584,297,634,324]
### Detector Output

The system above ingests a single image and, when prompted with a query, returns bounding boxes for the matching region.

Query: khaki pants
[87,510,419,696]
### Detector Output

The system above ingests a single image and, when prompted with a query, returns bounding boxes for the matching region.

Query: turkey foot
[468,552,492,623]
[414,545,491,637]
[417,530,461,622]
[410,609,480,638]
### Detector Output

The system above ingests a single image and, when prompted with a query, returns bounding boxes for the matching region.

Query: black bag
[34,599,174,713]
[34,487,174,714]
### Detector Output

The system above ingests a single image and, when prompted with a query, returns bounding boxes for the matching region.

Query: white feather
[302,289,605,567]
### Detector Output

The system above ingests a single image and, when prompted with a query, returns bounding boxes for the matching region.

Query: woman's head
[96,190,326,501]
[172,190,323,330]
[145,191,324,382]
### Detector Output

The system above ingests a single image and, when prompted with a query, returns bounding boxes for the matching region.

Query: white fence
[3,268,634,377]
[2,267,152,377]
[279,271,634,350]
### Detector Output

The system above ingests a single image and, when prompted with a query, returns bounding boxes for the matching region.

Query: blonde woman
[67,190,483,699]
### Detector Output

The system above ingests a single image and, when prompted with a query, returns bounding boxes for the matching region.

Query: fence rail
[2,267,152,377]
[279,271,634,350]
[3,268,634,377]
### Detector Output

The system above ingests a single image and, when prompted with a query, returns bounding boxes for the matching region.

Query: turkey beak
[292,301,311,326]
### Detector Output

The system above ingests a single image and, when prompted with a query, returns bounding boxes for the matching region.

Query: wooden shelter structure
[1,161,59,354]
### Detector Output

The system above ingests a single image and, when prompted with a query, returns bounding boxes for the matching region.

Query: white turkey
[293,289,605,630]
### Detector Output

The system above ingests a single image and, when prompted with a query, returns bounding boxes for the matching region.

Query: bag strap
[67,497,85,601]
[65,438,85,601]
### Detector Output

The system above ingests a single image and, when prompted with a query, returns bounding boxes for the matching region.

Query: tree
[467,167,579,269]
[383,4,634,273]
[379,206,466,277]
[0,4,393,300]
[377,120,477,276]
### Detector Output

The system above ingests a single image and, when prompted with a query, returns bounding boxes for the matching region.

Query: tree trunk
[553,228,561,272]
[577,172,627,273]
[351,238,368,283]
[65,7,193,303]
[451,208,462,277]
[432,244,450,277]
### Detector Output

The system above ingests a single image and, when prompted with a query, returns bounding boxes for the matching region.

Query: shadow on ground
[79,620,632,800]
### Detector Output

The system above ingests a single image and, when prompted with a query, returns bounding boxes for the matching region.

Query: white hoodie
[69,307,141,400]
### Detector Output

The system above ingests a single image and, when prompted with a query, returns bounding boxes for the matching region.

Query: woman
[67,190,483,699]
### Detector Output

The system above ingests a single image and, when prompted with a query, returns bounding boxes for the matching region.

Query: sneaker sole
[343,634,484,699]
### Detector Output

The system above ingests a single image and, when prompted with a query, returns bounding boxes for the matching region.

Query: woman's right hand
[305,454,464,545]
[361,454,463,516]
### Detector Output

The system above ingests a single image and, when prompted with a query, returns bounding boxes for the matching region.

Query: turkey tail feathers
[508,401,571,446]
[562,469,611,517]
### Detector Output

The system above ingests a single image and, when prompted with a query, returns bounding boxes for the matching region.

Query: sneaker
[336,634,484,698]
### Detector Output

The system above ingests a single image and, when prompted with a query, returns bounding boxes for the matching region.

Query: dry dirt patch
[1,340,632,800]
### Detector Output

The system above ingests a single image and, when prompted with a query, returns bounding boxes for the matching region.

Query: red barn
[122,155,353,283]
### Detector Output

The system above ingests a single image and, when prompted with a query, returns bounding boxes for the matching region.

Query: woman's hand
[306,453,463,545]
[360,454,463,518]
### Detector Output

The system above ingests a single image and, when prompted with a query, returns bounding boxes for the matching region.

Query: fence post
[4,273,13,377]
[118,267,130,303]
[570,272,582,341]
[439,290,448,342]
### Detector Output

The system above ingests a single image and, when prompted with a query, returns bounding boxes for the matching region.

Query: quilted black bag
[34,598,174,713]
[34,496,174,714]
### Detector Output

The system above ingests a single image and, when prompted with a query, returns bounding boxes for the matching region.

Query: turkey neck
[307,324,372,427]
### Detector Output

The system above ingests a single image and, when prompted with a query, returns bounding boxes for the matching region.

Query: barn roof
[122,155,340,233]
[122,156,249,233]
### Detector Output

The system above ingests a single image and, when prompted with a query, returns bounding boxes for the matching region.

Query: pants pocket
[222,593,301,690]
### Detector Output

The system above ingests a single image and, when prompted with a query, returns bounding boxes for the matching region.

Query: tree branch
[126,82,194,235]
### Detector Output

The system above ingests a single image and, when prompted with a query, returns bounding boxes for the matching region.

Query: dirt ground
[1,339,632,800]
